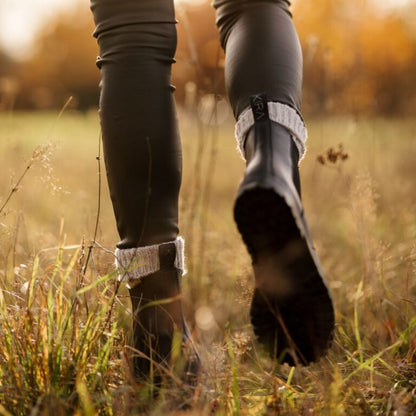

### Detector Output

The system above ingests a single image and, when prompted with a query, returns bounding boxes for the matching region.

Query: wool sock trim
[235,101,307,162]
[115,237,185,288]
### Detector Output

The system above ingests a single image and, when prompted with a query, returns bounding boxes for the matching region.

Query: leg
[90,0,199,385]
[91,0,180,248]
[214,0,334,365]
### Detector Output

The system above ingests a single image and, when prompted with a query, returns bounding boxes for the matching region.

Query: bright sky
[0,0,414,60]
[0,0,75,59]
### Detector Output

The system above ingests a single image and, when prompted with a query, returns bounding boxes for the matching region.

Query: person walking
[90,0,335,385]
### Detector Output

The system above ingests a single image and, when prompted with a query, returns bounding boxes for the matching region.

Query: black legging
[90,0,303,249]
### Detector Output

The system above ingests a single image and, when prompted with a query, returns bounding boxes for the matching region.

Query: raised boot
[234,94,335,365]
[116,238,200,387]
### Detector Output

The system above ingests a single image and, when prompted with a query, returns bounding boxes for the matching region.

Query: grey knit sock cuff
[115,237,185,289]
[235,101,307,163]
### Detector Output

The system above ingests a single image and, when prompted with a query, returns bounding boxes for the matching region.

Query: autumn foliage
[0,0,415,115]
[295,0,416,115]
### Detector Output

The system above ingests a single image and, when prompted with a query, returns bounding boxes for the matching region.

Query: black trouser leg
[90,0,181,249]
[213,0,303,118]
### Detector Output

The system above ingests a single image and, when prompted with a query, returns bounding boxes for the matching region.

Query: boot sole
[234,187,334,365]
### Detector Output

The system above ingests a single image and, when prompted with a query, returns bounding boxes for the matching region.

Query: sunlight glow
[0,0,75,59]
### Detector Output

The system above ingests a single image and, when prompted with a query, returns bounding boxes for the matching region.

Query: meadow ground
[0,110,415,415]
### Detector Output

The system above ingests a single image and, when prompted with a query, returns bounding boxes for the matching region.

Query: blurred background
[0,0,415,116]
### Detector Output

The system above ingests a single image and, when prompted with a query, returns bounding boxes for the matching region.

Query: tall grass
[0,112,415,414]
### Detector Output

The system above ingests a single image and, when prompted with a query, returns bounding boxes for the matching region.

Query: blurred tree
[0,49,15,75]
[356,12,416,115]
[173,1,225,107]
[4,0,416,116]
[14,1,224,111]
[295,0,416,115]
[0,50,19,110]
[16,4,99,110]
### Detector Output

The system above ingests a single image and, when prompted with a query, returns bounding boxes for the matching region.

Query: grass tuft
[0,112,415,414]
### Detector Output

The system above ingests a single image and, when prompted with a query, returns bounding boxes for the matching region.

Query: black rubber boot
[234,95,335,365]
[128,242,200,387]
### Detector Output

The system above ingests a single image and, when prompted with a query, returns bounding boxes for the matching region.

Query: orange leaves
[295,0,416,115]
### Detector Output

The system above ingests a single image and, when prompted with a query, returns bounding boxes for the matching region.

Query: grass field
[0,110,415,415]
